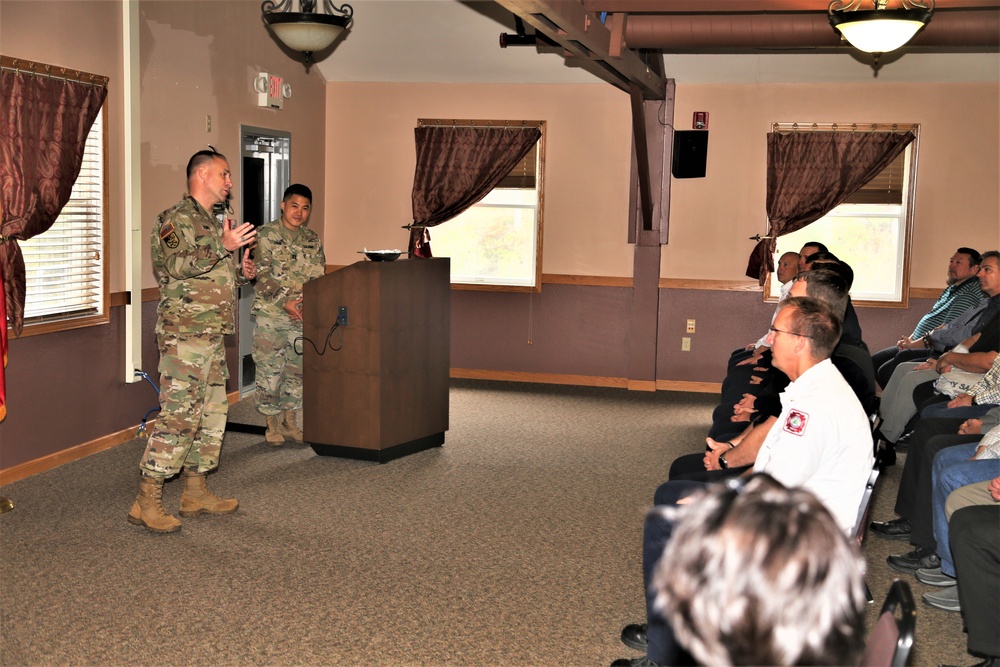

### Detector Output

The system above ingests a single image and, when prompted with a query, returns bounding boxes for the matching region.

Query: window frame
[418,118,546,294]
[762,122,919,308]
[15,102,110,337]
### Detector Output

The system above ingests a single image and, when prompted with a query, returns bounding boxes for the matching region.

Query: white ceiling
[316,0,1000,85]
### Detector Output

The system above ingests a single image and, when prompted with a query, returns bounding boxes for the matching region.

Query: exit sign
[256,72,285,109]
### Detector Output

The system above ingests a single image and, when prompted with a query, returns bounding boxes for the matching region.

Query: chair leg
[864,579,874,604]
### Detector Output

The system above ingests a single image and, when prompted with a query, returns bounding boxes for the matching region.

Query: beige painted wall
[669,82,1000,286]
[325,82,634,275]
[2,0,329,292]
[326,79,998,288]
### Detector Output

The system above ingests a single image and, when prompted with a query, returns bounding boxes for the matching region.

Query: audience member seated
[675,270,875,483]
[650,474,867,667]
[870,406,999,571]
[708,265,866,441]
[871,248,983,388]
[920,354,1000,421]
[937,480,1000,667]
[796,240,827,273]
[912,429,1000,612]
[727,250,800,372]
[807,253,864,346]
[877,251,1000,448]
[612,297,873,667]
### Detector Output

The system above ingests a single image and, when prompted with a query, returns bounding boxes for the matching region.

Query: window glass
[425,121,544,291]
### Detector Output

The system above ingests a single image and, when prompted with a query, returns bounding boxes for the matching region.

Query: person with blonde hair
[652,474,867,667]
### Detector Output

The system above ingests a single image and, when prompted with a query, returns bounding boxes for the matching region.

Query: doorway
[238,126,291,398]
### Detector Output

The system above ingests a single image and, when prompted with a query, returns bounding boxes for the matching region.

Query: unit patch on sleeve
[783,409,809,436]
[160,220,180,249]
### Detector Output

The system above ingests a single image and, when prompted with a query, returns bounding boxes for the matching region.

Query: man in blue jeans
[908,426,1000,611]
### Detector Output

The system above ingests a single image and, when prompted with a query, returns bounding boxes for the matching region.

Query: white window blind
[21,109,105,323]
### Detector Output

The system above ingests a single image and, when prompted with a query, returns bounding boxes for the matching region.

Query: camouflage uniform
[140,195,245,478]
[251,219,325,415]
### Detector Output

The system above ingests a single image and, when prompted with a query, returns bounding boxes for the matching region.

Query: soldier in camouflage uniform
[251,184,326,445]
[127,150,258,534]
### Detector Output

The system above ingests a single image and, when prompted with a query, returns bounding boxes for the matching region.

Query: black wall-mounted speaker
[671,131,709,179]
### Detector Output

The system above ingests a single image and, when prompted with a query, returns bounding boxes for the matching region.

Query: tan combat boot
[282,409,304,442]
[178,468,239,517]
[264,414,286,445]
[127,476,182,533]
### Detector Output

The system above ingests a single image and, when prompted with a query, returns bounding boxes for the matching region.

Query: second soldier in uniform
[251,183,326,444]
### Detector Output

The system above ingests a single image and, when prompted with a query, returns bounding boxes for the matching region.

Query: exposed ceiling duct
[621,9,1000,51]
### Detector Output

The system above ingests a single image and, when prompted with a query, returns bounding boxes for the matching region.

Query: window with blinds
[423,119,546,291]
[20,108,108,329]
[766,124,919,306]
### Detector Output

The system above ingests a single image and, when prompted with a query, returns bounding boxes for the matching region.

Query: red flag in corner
[0,265,7,423]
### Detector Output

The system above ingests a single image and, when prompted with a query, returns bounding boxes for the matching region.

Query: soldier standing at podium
[251,183,326,445]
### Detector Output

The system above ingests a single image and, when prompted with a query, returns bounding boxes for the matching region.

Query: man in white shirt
[612,297,874,667]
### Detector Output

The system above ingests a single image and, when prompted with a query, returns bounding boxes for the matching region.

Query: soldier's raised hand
[222,218,257,252]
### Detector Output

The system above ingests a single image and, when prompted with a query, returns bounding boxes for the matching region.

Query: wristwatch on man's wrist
[719,452,730,470]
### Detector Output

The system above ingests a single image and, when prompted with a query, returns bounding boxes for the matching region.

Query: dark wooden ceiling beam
[495,0,668,99]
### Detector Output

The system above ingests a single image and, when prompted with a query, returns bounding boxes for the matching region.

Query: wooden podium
[302,257,450,462]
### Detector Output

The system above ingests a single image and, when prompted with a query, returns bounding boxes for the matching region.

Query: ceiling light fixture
[261,0,353,69]
[829,0,933,63]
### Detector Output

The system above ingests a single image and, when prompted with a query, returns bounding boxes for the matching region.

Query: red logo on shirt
[784,410,809,435]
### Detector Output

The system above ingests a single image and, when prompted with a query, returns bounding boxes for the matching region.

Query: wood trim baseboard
[450,368,629,388]
[450,368,721,394]
[656,380,722,393]
[0,423,144,485]
[0,392,244,485]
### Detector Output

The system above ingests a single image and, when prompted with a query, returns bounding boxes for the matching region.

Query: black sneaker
[620,623,648,652]
[888,546,940,575]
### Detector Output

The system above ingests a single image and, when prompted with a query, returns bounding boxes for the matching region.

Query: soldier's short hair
[186,150,226,181]
[283,183,313,204]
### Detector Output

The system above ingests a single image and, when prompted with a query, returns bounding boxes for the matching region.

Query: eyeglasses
[768,326,812,339]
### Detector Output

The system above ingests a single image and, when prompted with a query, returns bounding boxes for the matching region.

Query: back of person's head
[782,295,842,359]
[801,241,828,255]
[811,258,855,291]
[803,250,838,266]
[283,183,313,203]
[794,269,849,320]
[186,149,226,181]
[956,247,982,266]
[652,474,866,667]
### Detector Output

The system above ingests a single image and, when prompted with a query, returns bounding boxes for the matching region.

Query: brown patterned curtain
[409,125,541,258]
[0,60,108,336]
[745,129,915,283]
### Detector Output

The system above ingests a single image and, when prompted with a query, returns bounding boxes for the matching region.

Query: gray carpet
[0,380,972,666]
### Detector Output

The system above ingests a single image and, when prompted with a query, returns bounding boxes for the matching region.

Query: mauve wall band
[1,290,933,470]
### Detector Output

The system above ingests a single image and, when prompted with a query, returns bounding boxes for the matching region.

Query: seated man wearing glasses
[611,297,874,667]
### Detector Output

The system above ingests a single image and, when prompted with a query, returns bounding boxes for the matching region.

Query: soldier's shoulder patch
[160,221,180,249]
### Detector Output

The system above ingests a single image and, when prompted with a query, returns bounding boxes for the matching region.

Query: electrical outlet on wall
[681,337,691,351]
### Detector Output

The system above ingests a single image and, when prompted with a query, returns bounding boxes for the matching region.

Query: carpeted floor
[0,380,972,666]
